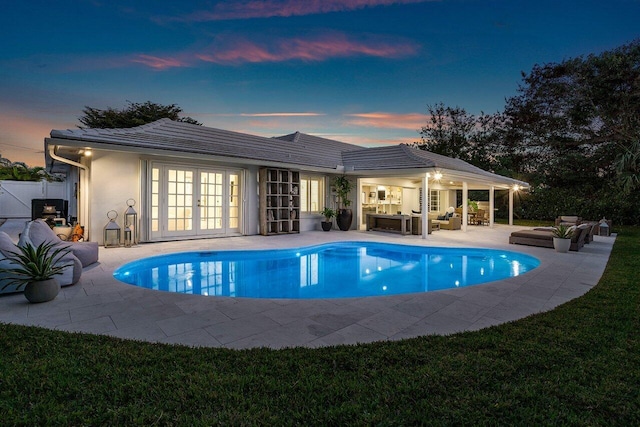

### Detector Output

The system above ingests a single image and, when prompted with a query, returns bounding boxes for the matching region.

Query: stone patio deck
[0,219,615,349]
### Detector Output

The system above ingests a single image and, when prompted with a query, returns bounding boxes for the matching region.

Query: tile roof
[48,119,527,186]
[342,144,526,185]
[49,119,354,169]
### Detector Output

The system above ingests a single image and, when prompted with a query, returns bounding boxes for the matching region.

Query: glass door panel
[166,168,193,234]
[199,172,224,233]
[228,173,240,231]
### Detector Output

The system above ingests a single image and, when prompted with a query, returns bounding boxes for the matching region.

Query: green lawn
[1,227,639,425]
[494,218,554,227]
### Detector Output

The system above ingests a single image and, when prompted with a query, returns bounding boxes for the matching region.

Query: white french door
[149,164,241,239]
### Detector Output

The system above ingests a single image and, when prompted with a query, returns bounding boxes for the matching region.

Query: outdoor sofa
[428,212,462,230]
[0,230,82,294]
[509,223,590,251]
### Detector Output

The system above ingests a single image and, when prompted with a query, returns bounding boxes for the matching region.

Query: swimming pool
[113,241,540,299]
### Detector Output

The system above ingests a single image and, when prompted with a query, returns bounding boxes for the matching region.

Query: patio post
[421,172,429,239]
[489,185,495,227]
[508,187,514,225]
[462,181,468,232]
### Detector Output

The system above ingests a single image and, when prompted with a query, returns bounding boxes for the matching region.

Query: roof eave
[45,137,344,173]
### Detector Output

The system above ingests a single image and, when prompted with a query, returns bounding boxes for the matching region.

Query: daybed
[18,219,99,267]
[0,230,81,294]
[509,224,590,251]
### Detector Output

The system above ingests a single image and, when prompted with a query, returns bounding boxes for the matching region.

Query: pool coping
[0,221,616,349]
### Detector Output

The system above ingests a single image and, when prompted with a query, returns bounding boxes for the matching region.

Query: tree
[414,40,640,224]
[504,39,640,192]
[0,156,61,181]
[78,101,202,129]
[413,103,512,175]
[415,103,475,159]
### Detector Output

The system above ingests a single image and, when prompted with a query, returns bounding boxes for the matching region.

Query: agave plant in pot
[0,242,72,303]
[332,175,353,231]
[320,207,336,231]
[552,224,574,253]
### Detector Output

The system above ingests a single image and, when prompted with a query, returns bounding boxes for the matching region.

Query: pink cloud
[172,0,431,22]
[317,133,415,147]
[32,32,417,71]
[196,33,418,65]
[239,112,325,117]
[344,112,428,130]
[129,54,190,70]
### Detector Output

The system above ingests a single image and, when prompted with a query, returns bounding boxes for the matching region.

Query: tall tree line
[415,39,640,224]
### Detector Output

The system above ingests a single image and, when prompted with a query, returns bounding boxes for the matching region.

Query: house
[44,119,527,244]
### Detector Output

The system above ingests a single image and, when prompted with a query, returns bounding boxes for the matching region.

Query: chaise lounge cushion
[18,219,99,267]
[555,215,582,226]
[0,230,81,294]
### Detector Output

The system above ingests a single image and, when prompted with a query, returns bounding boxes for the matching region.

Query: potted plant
[0,242,71,303]
[320,207,336,231]
[552,224,573,253]
[332,175,353,231]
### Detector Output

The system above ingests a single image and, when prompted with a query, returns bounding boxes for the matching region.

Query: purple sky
[1,0,639,166]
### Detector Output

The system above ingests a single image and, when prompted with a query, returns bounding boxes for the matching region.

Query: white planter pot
[553,237,571,253]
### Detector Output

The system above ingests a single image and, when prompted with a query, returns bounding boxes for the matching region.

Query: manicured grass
[1,228,639,425]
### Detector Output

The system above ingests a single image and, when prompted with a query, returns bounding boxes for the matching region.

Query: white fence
[0,180,67,218]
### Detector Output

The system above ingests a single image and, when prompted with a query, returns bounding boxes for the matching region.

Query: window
[430,190,440,212]
[300,176,323,213]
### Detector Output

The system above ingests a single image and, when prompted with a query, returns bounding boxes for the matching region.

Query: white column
[508,187,514,226]
[80,159,90,240]
[356,178,364,230]
[462,181,468,232]
[489,185,495,227]
[421,173,429,239]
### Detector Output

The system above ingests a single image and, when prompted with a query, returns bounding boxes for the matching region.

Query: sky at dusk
[1,0,639,167]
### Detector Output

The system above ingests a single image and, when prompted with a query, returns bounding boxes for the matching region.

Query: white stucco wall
[88,151,140,245]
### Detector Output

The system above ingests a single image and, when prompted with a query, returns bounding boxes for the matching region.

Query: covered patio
[343,144,528,238]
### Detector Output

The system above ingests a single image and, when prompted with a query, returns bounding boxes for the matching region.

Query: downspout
[48,145,88,172]
[48,145,91,240]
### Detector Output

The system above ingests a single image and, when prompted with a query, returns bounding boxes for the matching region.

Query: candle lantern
[103,210,121,248]
[124,198,138,245]
[123,225,133,248]
[598,218,610,237]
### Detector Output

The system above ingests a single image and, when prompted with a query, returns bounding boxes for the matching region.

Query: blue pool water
[113,242,540,299]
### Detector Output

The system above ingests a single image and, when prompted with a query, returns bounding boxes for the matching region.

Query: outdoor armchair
[18,219,99,267]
